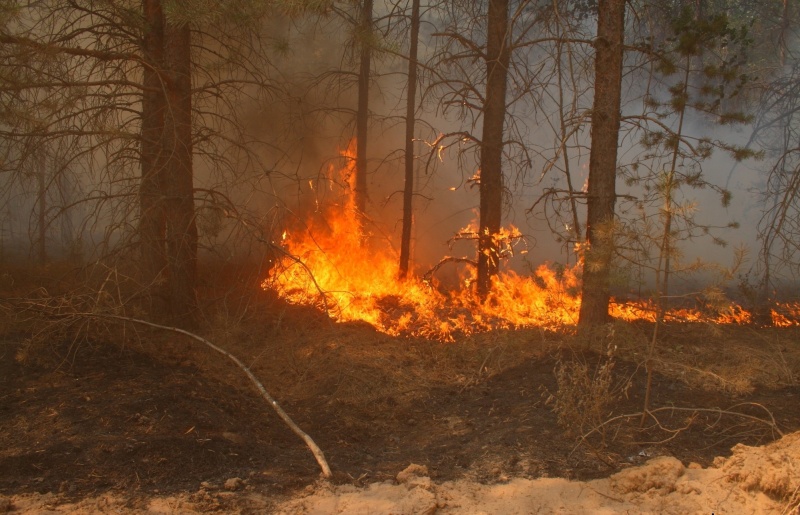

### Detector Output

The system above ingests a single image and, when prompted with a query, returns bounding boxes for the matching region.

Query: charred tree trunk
[577,0,625,328]
[140,0,167,300]
[476,0,510,300]
[354,0,373,223]
[399,0,420,280]
[162,21,198,328]
[139,0,197,327]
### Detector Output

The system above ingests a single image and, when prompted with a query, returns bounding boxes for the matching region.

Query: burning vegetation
[265,145,800,341]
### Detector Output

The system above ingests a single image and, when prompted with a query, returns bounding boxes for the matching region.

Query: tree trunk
[354,0,373,223]
[555,39,582,246]
[37,147,47,264]
[162,20,198,328]
[577,0,625,328]
[139,0,197,327]
[476,0,510,300]
[399,0,420,280]
[140,0,167,297]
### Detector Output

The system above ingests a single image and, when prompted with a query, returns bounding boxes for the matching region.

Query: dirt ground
[1,292,800,513]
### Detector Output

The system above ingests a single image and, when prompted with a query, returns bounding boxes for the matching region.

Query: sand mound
[719,431,800,500]
[277,430,800,514]
[609,456,686,494]
[6,431,799,514]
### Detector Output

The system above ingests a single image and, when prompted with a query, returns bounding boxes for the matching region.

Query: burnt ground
[1,302,799,512]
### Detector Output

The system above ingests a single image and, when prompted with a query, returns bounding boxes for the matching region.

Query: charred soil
[1,299,799,512]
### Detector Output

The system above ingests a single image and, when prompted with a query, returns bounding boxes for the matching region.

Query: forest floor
[1,283,800,513]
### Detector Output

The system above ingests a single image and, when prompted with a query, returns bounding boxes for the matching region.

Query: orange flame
[771,302,800,327]
[264,143,800,340]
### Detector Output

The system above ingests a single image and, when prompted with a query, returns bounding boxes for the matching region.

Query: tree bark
[399,0,420,280]
[140,0,167,297]
[354,0,373,223]
[476,0,510,300]
[162,20,198,328]
[139,0,197,327]
[577,0,625,328]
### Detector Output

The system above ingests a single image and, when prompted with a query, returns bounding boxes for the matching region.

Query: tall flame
[264,143,800,340]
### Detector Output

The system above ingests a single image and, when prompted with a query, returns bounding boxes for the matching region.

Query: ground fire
[264,145,800,341]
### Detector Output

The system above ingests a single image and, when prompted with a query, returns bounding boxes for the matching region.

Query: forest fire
[265,145,800,341]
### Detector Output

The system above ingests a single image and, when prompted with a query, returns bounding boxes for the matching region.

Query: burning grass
[264,144,586,340]
[264,144,800,341]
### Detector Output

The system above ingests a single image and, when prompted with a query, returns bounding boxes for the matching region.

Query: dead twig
[571,404,784,458]
[24,307,333,479]
[780,483,800,515]
[422,256,477,284]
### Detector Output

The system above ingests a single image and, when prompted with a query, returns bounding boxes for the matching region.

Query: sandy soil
[4,431,798,514]
[276,431,800,514]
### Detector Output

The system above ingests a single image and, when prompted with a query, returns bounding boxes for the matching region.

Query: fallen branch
[423,256,477,283]
[43,310,333,479]
[571,403,784,458]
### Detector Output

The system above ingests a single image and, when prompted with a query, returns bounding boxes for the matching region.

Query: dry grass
[214,318,556,408]
[2,260,799,414]
[561,320,800,395]
[649,325,800,394]
[546,342,633,442]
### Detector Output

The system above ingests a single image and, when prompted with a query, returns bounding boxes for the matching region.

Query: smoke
[235,4,795,299]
